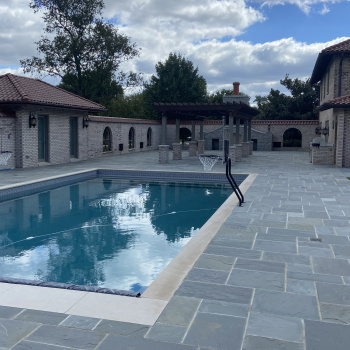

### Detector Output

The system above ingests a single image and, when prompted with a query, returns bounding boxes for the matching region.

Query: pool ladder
[225,157,244,207]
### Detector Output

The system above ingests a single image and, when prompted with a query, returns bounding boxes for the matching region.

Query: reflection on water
[0,179,230,293]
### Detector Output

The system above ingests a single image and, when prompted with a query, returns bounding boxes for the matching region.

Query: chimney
[233,82,240,96]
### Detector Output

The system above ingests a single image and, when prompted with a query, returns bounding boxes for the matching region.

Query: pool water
[0,178,230,293]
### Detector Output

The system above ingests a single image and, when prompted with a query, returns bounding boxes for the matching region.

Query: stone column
[158,145,169,164]
[189,140,197,156]
[175,118,180,143]
[191,120,196,140]
[235,117,241,144]
[198,140,205,154]
[161,115,167,144]
[198,119,204,154]
[229,112,234,146]
[248,119,253,155]
[242,142,250,157]
[243,120,248,142]
[229,145,236,165]
[172,143,182,160]
[235,144,242,162]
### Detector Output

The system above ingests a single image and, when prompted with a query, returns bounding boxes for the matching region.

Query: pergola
[153,102,259,163]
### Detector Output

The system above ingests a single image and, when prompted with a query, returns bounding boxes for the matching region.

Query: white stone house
[310,38,350,167]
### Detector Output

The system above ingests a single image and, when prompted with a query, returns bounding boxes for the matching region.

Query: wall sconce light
[315,126,321,135]
[83,117,89,128]
[29,112,37,128]
[321,127,329,136]
[332,120,335,129]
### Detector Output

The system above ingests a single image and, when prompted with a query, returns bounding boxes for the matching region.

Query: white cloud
[0,0,348,100]
[255,0,347,15]
[319,4,331,13]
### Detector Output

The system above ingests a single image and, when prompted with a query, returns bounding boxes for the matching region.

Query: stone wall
[311,145,335,165]
[252,120,319,151]
[0,115,16,170]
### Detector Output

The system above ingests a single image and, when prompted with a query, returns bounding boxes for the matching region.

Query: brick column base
[235,144,242,162]
[198,140,205,154]
[172,143,182,160]
[229,146,236,166]
[159,145,170,164]
[189,141,198,156]
[249,141,253,155]
[311,145,334,165]
[242,142,250,157]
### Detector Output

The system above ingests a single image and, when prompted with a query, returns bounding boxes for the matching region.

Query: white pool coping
[0,173,257,325]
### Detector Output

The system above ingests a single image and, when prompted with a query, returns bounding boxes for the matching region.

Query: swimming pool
[0,171,238,295]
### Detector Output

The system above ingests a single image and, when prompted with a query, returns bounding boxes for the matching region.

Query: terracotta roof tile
[319,94,350,110]
[0,73,106,111]
[322,39,350,53]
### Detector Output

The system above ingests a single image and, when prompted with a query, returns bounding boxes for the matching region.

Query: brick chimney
[233,82,240,96]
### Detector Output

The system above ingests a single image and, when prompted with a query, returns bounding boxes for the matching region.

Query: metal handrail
[225,157,244,206]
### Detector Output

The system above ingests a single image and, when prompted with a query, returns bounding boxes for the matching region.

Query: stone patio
[0,151,350,349]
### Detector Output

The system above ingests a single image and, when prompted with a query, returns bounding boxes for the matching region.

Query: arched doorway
[129,127,135,149]
[283,128,302,147]
[103,127,112,152]
[179,127,191,143]
[147,127,152,147]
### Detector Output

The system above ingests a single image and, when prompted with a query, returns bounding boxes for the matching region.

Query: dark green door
[70,117,78,158]
[38,116,49,162]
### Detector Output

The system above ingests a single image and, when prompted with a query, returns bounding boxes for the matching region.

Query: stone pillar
[249,141,254,155]
[198,140,205,154]
[161,115,167,144]
[172,143,182,160]
[242,142,250,157]
[235,144,242,162]
[159,145,169,164]
[175,118,180,142]
[191,120,196,140]
[235,118,240,144]
[229,145,236,165]
[248,119,252,141]
[229,112,234,145]
[243,120,248,142]
[189,140,197,156]
[200,119,204,140]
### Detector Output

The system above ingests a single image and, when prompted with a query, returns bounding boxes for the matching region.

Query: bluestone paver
[60,315,101,330]
[242,335,304,350]
[14,309,68,326]
[198,299,249,318]
[94,320,149,338]
[146,323,187,343]
[320,303,350,325]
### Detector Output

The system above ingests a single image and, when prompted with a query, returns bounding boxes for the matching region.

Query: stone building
[0,74,160,169]
[310,38,350,167]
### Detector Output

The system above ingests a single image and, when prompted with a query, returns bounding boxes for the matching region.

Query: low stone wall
[311,145,335,165]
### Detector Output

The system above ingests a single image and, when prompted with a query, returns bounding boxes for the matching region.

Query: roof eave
[318,103,350,111]
[0,100,106,112]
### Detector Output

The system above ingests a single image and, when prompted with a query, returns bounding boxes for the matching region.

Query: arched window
[129,127,135,149]
[103,127,112,152]
[147,127,152,147]
[283,128,302,147]
[179,127,191,143]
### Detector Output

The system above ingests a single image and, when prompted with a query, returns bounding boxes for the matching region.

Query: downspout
[338,53,344,97]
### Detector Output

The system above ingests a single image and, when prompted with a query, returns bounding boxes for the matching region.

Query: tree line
[21,0,319,121]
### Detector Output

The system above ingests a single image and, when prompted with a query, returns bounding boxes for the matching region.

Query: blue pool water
[0,177,230,293]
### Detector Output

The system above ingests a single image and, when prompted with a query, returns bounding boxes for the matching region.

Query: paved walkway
[0,151,350,349]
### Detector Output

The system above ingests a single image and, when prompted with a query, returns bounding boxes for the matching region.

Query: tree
[21,0,141,102]
[254,74,318,120]
[144,53,207,104]
[207,89,233,103]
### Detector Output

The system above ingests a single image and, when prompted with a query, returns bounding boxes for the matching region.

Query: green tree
[207,89,233,103]
[254,74,318,120]
[144,52,207,104]
[108,92,157,119]
[21,0,141,103]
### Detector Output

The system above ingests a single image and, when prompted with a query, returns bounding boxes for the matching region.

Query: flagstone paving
[0,151,350,349]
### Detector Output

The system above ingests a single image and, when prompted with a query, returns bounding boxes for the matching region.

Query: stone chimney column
[233,82,240,96]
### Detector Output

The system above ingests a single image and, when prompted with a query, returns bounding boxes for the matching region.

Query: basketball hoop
[199,154,220,171]
[0,152,12,166]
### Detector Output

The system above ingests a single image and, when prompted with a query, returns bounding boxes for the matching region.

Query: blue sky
[0,0,349,101]
[240,2,350,44]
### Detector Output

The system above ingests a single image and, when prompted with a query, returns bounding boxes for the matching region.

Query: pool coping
[0,170,257,325]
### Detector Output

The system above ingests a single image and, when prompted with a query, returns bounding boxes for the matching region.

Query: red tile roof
[0,74,106,112]
[319,94,350,111]
[310,38,350,84]
[322,39,350,53]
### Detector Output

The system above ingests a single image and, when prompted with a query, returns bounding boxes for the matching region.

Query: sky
[0,0,349,103]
